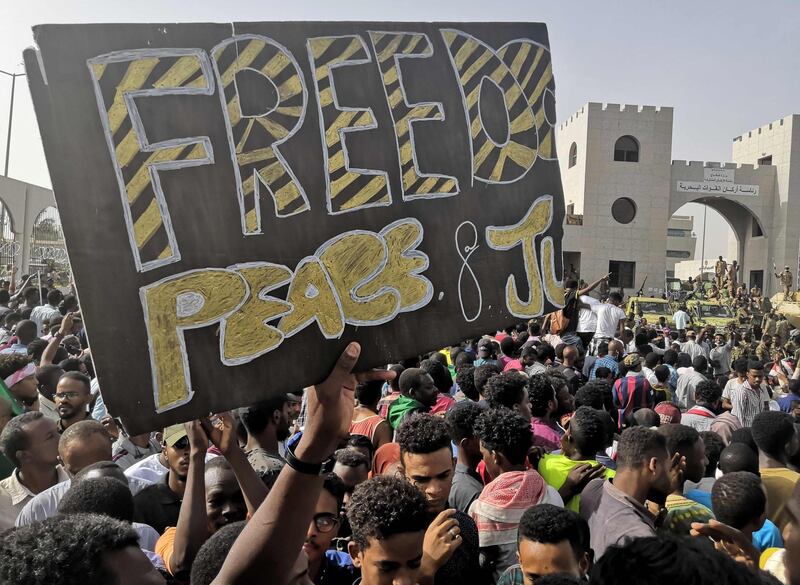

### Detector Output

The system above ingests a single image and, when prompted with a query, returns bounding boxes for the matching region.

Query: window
[613,135,639,162]
[609,260,635,289]
[758,155,772,166]
[666,250,691,259]
[568,142,577,168]
[749,270,763,291]
[667,228,690,237]
[752,217,763,237]
[611,197,637,224]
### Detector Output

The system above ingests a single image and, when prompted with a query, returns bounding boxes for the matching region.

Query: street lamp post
[0,70,25,178]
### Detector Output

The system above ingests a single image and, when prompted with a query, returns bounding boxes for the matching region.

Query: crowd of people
[0,274,798,585]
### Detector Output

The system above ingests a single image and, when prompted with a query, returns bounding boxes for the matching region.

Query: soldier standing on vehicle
[727,261,738,296]
[715,256,727,290]
[775,266,793,301]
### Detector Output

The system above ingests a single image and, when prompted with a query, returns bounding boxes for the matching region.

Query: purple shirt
[531,416,563,452]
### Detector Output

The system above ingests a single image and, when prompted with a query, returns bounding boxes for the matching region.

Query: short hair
[0,514,140,585]
[569,406,609,456]
[694,381,722,405]
[711,472,766,529]
[388,364,405,392]
[26,339,48,363]
[322,472,347,510]
[455,351,474,369]
[190,521,246,585]
[500,336,517,357]
[484,371,527,410]
[474,363,501,395]
[746,360,764,372]
[47,289,63,305]
[474,407,532,465]
[518,503,589,559]
[347,475,428,549]
[334,448,370,470]
[0,352,32,380]
[4,311,20,327]
[731,358,748,375]
[719,443,759,475]
[751,411,796,457]
[538,345,556,364]
[644,352,660,368]
[729,427,758,453]
[238,395,289,435]
[699,431,725,474]
[59,420,111,452]
[590,533,763,585]
[59,370,91,392]
[691,355,707,372]
[609,292,623,303]
[455,365,478,401]
[594,366,611,379]
[395,413,451,459]
[398,368,428,395]
[0,411,44,467]
[346,434,375,462]
[658,423,701,457]
[58,477,134,522]
[420,360,452,393]
[575,384,605,410]
[445,401,483,443]
[596,342,610,356]
[528,374,556,417]
[616,426,667,470]
[355,379,383,407]
[653,365,670,383]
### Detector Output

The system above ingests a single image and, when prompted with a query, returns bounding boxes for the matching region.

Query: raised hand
[201,412,238,457]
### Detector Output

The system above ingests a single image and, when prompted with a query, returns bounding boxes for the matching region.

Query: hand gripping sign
[25,21,564,433]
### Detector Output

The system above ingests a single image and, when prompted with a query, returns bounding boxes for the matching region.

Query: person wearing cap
[132,424,192,535]
[611,353,654,429]
[654,402,681,425]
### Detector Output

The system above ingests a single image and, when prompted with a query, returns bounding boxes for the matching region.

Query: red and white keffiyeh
[4,363,36,388]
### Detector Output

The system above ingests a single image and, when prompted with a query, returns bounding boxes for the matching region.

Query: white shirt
[680,340,708,360]
[0,466,69,530]
[673,310,690,330]
[112,436,162,471]
[124,453,167,484]
[592,304,627,338]
[30,304,61,336]
[15,475,152,526]
[675,369,708,409]
[577,295,600,333]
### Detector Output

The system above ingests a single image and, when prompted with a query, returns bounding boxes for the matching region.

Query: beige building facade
[558,102,794,296]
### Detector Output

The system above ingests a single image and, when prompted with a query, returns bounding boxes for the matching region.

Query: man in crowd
[54,371,93,432]
[470,407,563,581]
[30,289,63,337]
[303,473,356,584]
[239,396,292,487]
[580,426,676,559]
[729,361,770,427]
[388,368,437,431]
[0,411,67,529]
[674,356,709,410]
[611,354,654,429]
[497,504,592,584]
[395,413,482,584]
[446,401,485,515]
[681,381,723,432]
[0,319,37,355]
[589,293,626,356]
[528,374,564,452]
[332,447,369,506]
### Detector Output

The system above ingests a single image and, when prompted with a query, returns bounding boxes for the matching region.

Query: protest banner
[24,21,565,433]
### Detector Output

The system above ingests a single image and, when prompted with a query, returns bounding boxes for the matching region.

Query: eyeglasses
[312,513,340,533]
[54,391,81,401]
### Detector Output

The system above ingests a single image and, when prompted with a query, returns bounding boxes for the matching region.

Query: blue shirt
[778,392,800,412]
[319,550,359,585]
[589,355,619,380]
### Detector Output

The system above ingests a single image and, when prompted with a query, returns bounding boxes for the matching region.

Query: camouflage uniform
[755,342,772,363]
[731,342,752,364]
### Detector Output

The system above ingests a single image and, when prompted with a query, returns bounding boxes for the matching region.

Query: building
[557,102,793,296]
[665,215,696,278]
[0,175,63,278]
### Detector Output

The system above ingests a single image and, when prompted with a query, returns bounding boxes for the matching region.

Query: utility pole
[0,70,25,177]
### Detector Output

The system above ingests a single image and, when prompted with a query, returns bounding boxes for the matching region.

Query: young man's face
[333,461,368,506]
[303,489,341,566]
[517,539,584,583]
[19,416,60,468]
[479,442,502,480]
[163,436,190,480]
[747,368,764,388]
[411,374,438,408]
[646,448,675,505]
[555,384,574,416]
[276,402,293,441]
[350,531,425,585]
[54,377,91,420]
[683,437,709,484]
[401,447,454,514]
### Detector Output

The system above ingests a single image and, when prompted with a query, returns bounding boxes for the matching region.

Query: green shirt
[538,453,616,512]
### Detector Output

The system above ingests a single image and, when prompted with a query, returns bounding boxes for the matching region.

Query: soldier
[762,310,778,336]
[727,261,738,296]
[715,256,727,290]
[755,334,773,363]
[777,315,791,344]
[731,332,753,363]
[775,265,794,301]
[750,283,762,299]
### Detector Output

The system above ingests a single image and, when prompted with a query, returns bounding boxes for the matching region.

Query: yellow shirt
[760,467,800,532]
[538,454,616,512]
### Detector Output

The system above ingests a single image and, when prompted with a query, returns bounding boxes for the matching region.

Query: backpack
[545,309,570,335]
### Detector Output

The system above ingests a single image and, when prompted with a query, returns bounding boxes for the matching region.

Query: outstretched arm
[211,343,394,585]
[578,273,610,297]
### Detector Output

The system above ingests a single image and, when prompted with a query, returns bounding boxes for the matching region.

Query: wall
[0,175,57,275]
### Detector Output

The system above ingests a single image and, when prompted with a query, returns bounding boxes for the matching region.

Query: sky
[0,0,797,259]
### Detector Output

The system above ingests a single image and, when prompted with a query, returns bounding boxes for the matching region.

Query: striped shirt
[729,381,768,427]
[612,374,654,428]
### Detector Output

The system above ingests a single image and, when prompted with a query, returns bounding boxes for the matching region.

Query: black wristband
[285,446,326,476]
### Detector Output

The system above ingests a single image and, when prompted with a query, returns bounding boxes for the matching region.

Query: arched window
[613,135,639,162]
[30,206,70,282]
[568,142,577,168]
